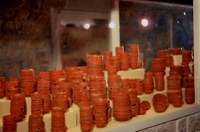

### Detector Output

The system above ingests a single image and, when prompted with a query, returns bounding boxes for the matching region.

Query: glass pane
[119,1,193,71]
[58,1,111,68]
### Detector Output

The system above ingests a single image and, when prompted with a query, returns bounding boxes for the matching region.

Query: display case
[0,0,200,132]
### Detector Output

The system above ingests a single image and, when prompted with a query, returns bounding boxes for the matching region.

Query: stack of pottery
[115,46,124,70]
[86,54,107,100]
[20,69,35,96]
[157,49,167,66]
[167,75,183,107]
[107,74,122,100]
[181,50,193,86]
[169,65,182,76]
[37,72,50,92]
[112,90,132,121]
[169,65,183,87]
[182,73,190,88]
[51,80,65,108]
[55,92,68,112]
[3,115,17,132]
[0,77,4,98]
[168,48,182,55]
[79,102,94,132]
[5,81,19,99]
[110,56,121,71]
[106,64,118,76]
[93,98,110,128]
[10,93,26,121]
[51,107,67,132]
[185,75,195,104]
[157,49,167,57]
[37,72,49,81]
[115,46,124,57]
[49,69,65,93]
[87,54,103,70]
[153,72,164,91]
[86,55,104,76]
[87,67,104,77]
[71,71,84,105]
[76,67,87,79]
[129,44,139,69]
[122,80,140,117]
[89,75,107,101]
[153,94,169,112]
[129,89,140,117]
[128,79,135,89]
[49,69,65,82]
[59,81,72,107]
[122,79,130,89]
[104,51,112,71]
[134,79,144,95]
[165,55,174,67]
[31,92,44,115]
[29,114,45,132]
[37,79,51,113]
[151,57,166,92]
[182,50,192,65]
[151,58,166,74]
[79,85,90,104]
[65,67,79,82]
[120,52,130,70]
[37,74,50,94]
[157,49,173,67]
[182,64,191,75]
[143,72,154,94]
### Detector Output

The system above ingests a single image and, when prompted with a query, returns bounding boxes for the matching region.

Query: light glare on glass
[109,22,116,29]
[83,23,90,29]
[141,18,149,27]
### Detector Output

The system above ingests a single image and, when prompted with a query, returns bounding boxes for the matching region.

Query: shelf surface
[68,103,200,132]
[0,61,199,132]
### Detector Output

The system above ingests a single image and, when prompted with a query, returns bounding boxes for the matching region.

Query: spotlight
[83,23,90,29]
[141,18,149,27]
[109,22,116,29]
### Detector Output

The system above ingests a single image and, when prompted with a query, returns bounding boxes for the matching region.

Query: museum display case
[0,0,200,132]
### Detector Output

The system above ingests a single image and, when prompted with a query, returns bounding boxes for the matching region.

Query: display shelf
[0,99,199,132]
[0,86,189,132]
[0,55,198,132]
[1,96,197,132]
[0,104,80,132]
[68,103,200,132]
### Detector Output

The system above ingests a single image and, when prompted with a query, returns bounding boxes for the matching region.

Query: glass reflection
[119,1,193,71]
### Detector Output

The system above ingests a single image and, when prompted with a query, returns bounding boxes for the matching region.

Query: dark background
[146,0,192,5]
[0,0,194,6]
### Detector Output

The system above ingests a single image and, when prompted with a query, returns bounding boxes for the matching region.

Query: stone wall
[0,0,53,80]
[139,112,200,132]
[0,35,51,80]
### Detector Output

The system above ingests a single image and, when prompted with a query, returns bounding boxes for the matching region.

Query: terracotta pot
[3,115,17,132]
[157,49,168,57]
[29,114,45,132]
[153,94,169,113]
[140,101,150,110]
[51,107,67,132]
[5,81,19,99]
[115,46,124,57]
[154,75,164,91]
[185,88,195,104]
[168,48,182,55]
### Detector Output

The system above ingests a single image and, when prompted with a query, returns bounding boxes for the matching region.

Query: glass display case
[0,0,200,132]
[119,0,193,71]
